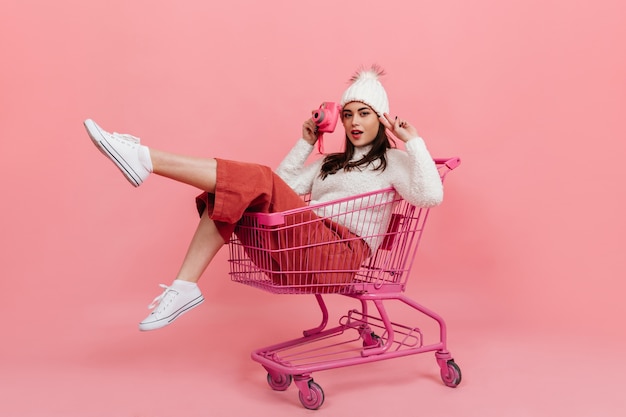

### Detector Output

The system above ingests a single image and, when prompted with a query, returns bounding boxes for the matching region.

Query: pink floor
[3,281,624,417]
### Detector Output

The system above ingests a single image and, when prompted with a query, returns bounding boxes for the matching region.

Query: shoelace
[148,284,172,309]
[113,132,140,144]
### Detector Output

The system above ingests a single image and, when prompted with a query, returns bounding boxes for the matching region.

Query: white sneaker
[84,119,150,187]
[139,281,204,331]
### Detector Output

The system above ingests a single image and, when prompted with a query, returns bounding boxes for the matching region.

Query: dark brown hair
[319,123,396,180]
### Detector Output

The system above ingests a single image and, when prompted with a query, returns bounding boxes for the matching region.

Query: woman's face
[341,101,380,148]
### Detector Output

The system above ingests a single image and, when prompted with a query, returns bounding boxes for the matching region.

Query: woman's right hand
[302,118,318,145]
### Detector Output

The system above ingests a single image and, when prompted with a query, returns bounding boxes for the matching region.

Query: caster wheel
[440,359,462,387]
[362,332,382,348]
[299,380,325,410]
[266,373,292,391]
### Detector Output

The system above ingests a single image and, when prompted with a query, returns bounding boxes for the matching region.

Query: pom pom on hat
[340,65,390,116]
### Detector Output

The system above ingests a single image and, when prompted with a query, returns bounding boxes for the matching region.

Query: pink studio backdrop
[1,1,625,416]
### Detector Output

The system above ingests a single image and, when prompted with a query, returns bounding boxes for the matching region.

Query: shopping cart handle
[434,157,461,171]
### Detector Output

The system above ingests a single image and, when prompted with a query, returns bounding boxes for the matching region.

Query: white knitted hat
[340,66,389,116]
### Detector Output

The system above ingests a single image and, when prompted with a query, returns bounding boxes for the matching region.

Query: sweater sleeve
[275,138,322,195]
[390,137,444,208]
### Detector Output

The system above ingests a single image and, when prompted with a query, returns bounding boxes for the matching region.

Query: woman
[84,66,443,331]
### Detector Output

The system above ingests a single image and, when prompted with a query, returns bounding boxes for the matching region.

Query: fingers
[303,118,316,132]
[302,118,319,145]
[381,113,409,130]
[380,113,418,143]
[379,113,394,129]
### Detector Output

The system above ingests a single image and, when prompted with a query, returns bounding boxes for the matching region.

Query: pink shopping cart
[228,157,461,409]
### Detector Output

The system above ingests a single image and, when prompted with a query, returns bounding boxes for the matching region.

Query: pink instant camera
[312,102,341,152]
[312,102,341,134]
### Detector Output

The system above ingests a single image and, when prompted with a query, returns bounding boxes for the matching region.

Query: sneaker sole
[84,119,142,187]
[138,295,205,331]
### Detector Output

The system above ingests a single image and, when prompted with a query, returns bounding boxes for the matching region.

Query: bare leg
[148,149,224,282]
[85,119,219,191]
[137,201,222,330]
[175,211,225,283]
[84,120,226,330]
[149,148,218,193]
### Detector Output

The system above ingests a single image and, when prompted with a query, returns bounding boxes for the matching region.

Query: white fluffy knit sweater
[275,137,444,253]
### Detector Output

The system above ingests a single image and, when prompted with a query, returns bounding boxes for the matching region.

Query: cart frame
[228,157,461,409]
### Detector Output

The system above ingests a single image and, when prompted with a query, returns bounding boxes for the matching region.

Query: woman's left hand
[380,113,419,143]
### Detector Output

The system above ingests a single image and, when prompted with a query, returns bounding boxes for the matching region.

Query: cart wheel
[266,373,292,391]
[298,380,325,410]
[362,332,382,348]
[440,359,462,387]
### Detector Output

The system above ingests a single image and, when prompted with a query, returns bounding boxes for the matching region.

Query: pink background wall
[1,0,624,416]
